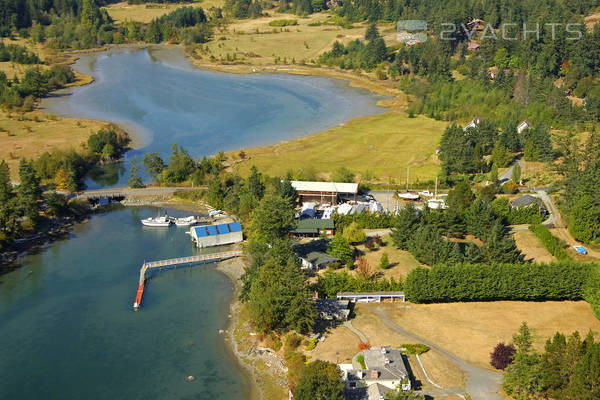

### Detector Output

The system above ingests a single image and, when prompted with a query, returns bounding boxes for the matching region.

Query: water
[0,208,250,399]
[41,46,385,188]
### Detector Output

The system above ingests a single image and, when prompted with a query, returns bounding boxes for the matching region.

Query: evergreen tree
[128,156,145,188]
[390,203,421,249]
[249,194,295,243]
[295,360,345,400]
[327,232,354,266]
[81,0,101,29]
[17,159,42,227]
[447,180,475,212]
[365,23,380,41]
[482,221,524,263]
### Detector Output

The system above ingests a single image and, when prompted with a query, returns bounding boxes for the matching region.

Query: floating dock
[133,250,243,310]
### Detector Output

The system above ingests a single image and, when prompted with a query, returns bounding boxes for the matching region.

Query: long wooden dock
[133,250,243,310]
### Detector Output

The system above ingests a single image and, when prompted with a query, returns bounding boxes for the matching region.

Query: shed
[290,218,335,238]
[464,116,483,131]
[517,119,533,133]
[190,222,243,248]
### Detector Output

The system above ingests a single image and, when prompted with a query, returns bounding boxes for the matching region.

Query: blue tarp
[574,245,587,255]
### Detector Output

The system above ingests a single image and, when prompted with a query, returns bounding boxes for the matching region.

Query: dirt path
[372,307,503,400]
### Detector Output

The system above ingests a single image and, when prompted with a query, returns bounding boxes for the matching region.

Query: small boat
[397,192,420,200]
[172,216,198,227]
[418,190,434,197]
[141,214,171,227]
[427,199,447,210]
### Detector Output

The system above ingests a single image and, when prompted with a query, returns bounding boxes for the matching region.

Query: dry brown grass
[103,1,221,24]
[355,234,423,280]
[307,325,361,364]
[585,11,600,28]
[522,160,560,187]
[0,110,105,180]
[375,301,600,369]
[511,229,556,263]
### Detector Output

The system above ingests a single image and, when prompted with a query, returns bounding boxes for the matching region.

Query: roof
[291,180,359,194]
[511,195,543,208]
[367,383,392,400]
[292,218,335,234]
[362,347,409,380]
[518,119,533,127]
[337,291,405,297]
[192,222,242,238]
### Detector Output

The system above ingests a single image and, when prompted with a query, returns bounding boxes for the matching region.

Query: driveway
[500,157,524,184]
[372,307,503,400]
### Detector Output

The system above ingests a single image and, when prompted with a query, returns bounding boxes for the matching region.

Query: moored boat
[172,216,198,227]
[141,215,171,227]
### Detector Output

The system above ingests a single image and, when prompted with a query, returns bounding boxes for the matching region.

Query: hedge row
[405,262,593,303]
[529,224,570,261]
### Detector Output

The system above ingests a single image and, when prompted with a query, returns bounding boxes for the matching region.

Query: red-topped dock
[132,251,243,310]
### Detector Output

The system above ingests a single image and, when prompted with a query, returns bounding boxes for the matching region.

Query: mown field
[231,113,447,183]
[103,1,219,24]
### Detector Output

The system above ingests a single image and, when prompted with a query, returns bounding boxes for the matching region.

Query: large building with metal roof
[291,180,359,205]
[190,222,243,248]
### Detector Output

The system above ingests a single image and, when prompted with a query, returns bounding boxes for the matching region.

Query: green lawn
[231,112,447,183]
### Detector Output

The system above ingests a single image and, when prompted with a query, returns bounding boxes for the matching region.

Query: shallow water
[0,208,250,399]
[41,46,385,188]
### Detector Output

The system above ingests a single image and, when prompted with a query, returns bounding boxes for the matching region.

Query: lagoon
[42,46,385,188]
[0,208,250,400]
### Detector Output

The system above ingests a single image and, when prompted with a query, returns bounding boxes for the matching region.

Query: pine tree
[365,23,380,41]
[327,232,354,266]
[17,159,42,228]
[81,0,101,29]
[128,156,145,188]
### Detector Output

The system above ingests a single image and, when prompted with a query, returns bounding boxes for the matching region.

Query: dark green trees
[17,159,42,227]
[327,232,354,266]
[249,194,295,243]
[294,360,345,400]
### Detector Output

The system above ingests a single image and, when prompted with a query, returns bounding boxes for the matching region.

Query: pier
[133,250,243,310]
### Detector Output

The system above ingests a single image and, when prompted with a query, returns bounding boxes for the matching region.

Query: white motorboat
[172,216,198,227]
[141,215,171,227]
[418,190,434,197]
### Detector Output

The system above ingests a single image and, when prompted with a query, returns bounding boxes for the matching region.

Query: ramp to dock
[134,250,243,309]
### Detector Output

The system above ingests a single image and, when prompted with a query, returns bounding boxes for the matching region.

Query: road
[499,157,525,184]
[372,307,503,400]
[72,186,202,199]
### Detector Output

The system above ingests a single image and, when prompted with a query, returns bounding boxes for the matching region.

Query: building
[337,292,405,303]
[511,194,547,214]
[517,119,533,133]
[315,298,350,321]
[467,41,480,51]
[464,116,483,131]
[190,222,243,248]
[294,240,340,269]
[291,180,359,205]
[290,218,335,238]
[340,346,411,394]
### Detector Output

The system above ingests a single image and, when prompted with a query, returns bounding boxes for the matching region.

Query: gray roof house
[340,346,411,396]
[511,194,547,213]
[315,298,350,321]
[294,240,340,270]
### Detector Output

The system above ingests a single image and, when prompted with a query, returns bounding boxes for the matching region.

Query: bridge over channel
[134,250,243,309]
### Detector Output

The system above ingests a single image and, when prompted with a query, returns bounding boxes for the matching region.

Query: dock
[133,250,243,310]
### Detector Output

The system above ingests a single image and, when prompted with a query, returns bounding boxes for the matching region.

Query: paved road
[372,307,503,400]
[499,157,524,184]
[535,189,564,228]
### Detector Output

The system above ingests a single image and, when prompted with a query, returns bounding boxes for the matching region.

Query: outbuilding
[291,181,359,205]
[190,222,243,248]
[290,218,335,238]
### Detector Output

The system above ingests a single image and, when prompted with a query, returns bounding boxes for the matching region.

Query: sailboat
[427,177,447,209]
[397,167,420,200]
[171,216,199,227]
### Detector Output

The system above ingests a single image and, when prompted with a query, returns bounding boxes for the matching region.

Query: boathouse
[190,222,243,248]
[291,181,359,205]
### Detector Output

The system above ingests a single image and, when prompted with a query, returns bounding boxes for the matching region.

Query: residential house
[294,240,340,269]
[517,119,533,133]
[315,298,350,321]
[290,218,335,238]
[340,347,411,394]
[464,116,483,131]
[467,41,480,51]
[511,194,547,214]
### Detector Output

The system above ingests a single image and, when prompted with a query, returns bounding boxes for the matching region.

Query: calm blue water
[42,47,384,188]
[0,208,250,400]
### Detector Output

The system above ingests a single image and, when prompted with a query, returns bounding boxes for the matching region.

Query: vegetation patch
[268,19,298,27]
[401,343,429,355]
[529,224,570,261]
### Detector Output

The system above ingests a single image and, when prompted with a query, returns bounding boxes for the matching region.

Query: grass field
[103,1,221,24]
[0,110,105,180]
[355,233,424,280]
[370,301,600,369]
[231,113,446,183]
[511,229,556,263]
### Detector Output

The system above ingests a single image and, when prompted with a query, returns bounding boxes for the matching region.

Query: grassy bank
[230,113,447,183]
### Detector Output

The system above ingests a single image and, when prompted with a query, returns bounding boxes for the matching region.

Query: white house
[517,119,533,133]
[464,116,483,131]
